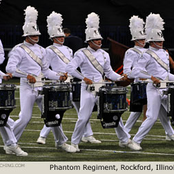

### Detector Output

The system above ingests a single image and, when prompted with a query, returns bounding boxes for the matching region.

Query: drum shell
[167,86,174,117]
[0,84,16,109]
[130,83,147,105]
[98,86,127,113]
[42,83,72,111]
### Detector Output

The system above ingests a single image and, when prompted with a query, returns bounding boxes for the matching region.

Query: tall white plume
[129,15,144,36]
[47,11,63,29]
[24,6,38,24]
[145,13,164,35]
[85,12,100,29]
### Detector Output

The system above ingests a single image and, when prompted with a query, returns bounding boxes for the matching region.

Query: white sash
[48,45,70,64]
[130,47,143,55]
[82,49,103,75]
[20,44,43,67]
[146,50,168,71]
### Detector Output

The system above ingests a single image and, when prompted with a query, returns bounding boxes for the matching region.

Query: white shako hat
[145,13,165,42]
[129,15,146,41]
[22,6,41,37]
[85,12,103,42]
[47,11,65,39]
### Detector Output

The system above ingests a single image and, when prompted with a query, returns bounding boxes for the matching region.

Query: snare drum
[40,83,72,127]
[131,82,147,105]
[0,84,16,109]
[167,85,174,125]
[42,83,72,111]
[97,84,127,128]
[0,84,16,127]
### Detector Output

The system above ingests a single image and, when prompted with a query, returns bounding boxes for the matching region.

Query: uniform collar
[24,41,35,46]
[53,43,63,47]
[134,45,144,50]
[87,46,100,52]
[149,46,159,51]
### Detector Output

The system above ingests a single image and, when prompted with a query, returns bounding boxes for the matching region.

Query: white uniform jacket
[6,41,60,81]
[65,46,120,82]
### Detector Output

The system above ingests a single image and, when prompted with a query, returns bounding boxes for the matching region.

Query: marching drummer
[0,39,26,156]
[36,11,81,152]
[65,12,141,152]
[129,13,174,149]
[5,6,75,155]
[122,16,147,133]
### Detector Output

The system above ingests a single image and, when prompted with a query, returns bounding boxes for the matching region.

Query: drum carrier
[40,82,72,127]
[130,82,147,112]
[97,83,127,128]
[166,83,174,126]
[0,84,16,127]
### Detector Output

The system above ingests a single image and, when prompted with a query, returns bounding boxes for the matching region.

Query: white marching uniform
[123,46,147,133]
[6,41,69,146]
[130,46,174,144]
[66,46,131,145]
[0,71,18,146]
[39,43,91,139]
[38,43,73,140]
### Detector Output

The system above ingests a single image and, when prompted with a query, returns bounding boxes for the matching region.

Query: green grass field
[0,79,174,162]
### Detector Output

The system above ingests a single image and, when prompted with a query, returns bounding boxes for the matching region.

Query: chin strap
[136,40,145,47]
[55,38,64,45]
[91,41,102,48]
[153,41,163,49]
[28,36,39,44]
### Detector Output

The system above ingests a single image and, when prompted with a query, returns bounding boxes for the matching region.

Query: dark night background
[0,0,174,72]
[1,0,174,48]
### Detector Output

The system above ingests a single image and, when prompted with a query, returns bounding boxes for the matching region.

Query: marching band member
[123,16,147,133]
[65,12,141,152]
[129,13,174,149]
[36,11,73,145]
[6,6,76,154]
[36,12,97,149]
[0,73,24,156]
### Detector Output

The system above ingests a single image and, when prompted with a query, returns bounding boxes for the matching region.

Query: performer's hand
[83,77,93,84]
[27,74,36,83]
[151,76,160,85]
[59,73,68,82]
[3,73,12,81]
[119,74,128,81]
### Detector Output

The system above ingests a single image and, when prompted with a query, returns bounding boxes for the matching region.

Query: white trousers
[39,99,92,139]
[0,118,17,146]
[133,83,174,144]
[13,81,68,145]
[124,112,142,133]
[71,84,131,145]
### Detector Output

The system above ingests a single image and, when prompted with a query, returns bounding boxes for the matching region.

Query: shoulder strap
[48,45,70,64]
[146,49,168,71]
[20,44,42,67]
[82,49,103,75]
[130,47,143,55]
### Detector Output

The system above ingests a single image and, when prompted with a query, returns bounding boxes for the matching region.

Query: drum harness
[18,44,44,88]
[130,48,169,89]
[146,49,169,89]
[82,49,105,94]
[48,45,74,82]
